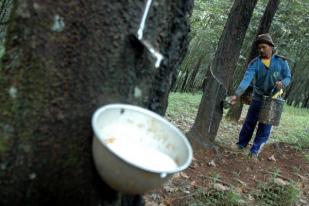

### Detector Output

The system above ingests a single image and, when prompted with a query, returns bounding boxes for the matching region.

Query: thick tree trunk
[0,0,193,205]
[189,0,257,143]
[226,0,281,121]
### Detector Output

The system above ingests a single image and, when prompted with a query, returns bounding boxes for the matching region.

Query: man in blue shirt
[230,33,292,158]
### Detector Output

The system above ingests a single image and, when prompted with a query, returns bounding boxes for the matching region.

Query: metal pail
[258,96,285,126]
[91,104,193,194]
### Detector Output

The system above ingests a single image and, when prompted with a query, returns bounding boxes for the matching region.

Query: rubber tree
[188,0,258,143]
[226,0,281,121]
[0,0,193,205]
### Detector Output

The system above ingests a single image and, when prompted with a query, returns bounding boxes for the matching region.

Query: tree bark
[0,0,193,205]
[189,0,258,143]
[0,0,13,43]
[226,0,281,121]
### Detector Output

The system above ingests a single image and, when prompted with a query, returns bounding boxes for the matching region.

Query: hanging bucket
[258,96,285,126]
[91,104,192,194]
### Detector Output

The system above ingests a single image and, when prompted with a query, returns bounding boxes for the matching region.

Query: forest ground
[144,93,309,206]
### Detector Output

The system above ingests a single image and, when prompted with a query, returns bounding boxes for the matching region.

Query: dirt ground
[144,118,309,206]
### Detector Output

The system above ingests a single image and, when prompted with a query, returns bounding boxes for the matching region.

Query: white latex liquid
[103,124,178,172]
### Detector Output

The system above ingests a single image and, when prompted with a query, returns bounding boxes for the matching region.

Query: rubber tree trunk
[0,0,12,24]
[0,0,193,205]
[188,0,258,143]
[226,0,281,121]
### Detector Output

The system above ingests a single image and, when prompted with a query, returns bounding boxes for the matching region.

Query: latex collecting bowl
[92,104,193,194]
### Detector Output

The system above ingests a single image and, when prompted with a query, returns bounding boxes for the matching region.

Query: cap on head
[256,33,274,47]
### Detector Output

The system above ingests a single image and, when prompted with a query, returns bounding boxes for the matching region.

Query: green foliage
[253,181,300,206]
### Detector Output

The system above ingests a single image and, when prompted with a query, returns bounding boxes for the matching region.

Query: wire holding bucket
[135,0,164,68]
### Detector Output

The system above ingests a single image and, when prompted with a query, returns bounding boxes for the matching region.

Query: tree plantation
[175,0,309,108]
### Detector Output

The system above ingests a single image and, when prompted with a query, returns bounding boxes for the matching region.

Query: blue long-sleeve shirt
[235,54,292,101]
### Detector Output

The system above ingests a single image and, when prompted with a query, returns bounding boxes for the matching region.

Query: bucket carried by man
[258,88,285,126]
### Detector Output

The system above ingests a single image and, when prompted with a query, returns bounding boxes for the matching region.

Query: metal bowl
[91,104,193,194]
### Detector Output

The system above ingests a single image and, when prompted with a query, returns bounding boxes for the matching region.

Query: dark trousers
[237,99,272,155]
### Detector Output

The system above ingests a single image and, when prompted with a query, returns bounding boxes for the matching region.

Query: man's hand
[275,81,284,89]
[229,95,238,105]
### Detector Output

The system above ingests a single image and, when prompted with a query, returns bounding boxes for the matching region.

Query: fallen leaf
[236,178,247,186]
[208,160,216,167]
[268,154,276,162]
[149,193,161,201]
[274,178,288,186]
[191,181,197,187]
[213,183,228,191]
[248,194,254,201]
[296,174,307,181]
[299,199,308,204]
[180,172,189,179]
